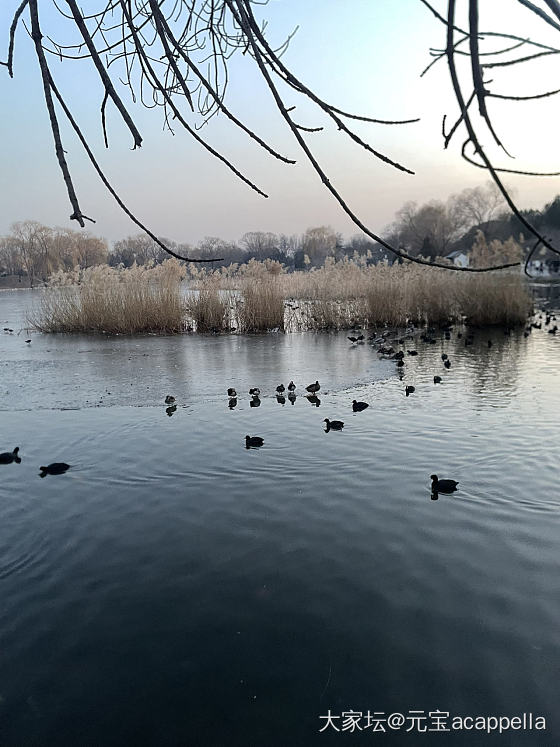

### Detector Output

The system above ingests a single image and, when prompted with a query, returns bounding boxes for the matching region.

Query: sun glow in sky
[1,0,560,245]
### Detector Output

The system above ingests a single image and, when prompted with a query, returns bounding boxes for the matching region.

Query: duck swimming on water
[245,435,264,448]
[430,474,458,493]
[0,447,20,464]
[324,418,344,431]
[306,381,320,394]
[352,400,368,412]
[39,462,70,477]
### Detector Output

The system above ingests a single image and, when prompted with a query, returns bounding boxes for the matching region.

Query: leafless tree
[2,1,560,272]
[3,221,109,278]
[391,200,464,259]
[449,182,507,237]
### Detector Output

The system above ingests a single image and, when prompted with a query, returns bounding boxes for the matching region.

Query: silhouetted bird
[405,386,415,396]
[441,353,448,361]
[444,359,451,369]
[434,376,442,384]
[245,435,264,448]
[324,418,344,431]
[164,395,175,405]
[227,388,237,397]
[288,381,296,391]
[407,350,418,356]
[306,381,320,394]
[25,339,31,344]
[348,336,364,343]
[396,359,404,367]
[39,462,70,477]
[352,400,368,412]
[276,384,285,394]
[249,387,260,396]
[431,474,458,493]
[0,447,20,464]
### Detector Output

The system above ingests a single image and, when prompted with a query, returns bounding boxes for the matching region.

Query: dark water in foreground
[1,289,560,746]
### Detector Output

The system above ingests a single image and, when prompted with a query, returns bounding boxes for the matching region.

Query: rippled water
[1,288,560,746]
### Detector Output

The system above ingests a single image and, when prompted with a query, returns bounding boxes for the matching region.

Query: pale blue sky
[1,0,559,245]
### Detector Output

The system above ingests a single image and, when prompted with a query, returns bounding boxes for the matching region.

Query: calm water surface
[1,288,560,746]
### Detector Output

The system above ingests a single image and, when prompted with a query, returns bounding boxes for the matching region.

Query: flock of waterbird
[212,331,461,492]
[2,309,556,492]
[157,308,555,494]
[169,308,556,493]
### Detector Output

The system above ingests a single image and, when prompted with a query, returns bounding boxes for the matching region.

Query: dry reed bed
[30,262,186,334]
[30,258,533,334]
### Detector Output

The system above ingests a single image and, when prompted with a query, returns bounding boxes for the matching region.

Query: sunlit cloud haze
[1,0,560,246]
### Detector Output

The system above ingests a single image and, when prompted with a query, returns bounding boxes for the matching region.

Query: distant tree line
[0,221,108,286]
[0,223,389,281]
[3,188,560,282]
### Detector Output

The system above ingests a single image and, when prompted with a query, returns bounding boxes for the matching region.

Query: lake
[1,287,560,746]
